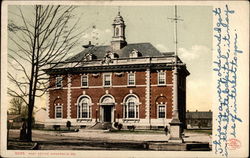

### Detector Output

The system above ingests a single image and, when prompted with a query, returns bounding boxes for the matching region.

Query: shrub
[117,123,123,130]
[66,121,71,130]
[53,125,60,130]
[128,125,135,131]
[114,122,119,128]
[164,126,169,133]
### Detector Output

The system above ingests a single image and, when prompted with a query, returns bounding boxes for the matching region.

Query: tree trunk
[26,100,34,142]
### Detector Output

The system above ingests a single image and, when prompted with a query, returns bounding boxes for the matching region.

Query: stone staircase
[90,122,113,130]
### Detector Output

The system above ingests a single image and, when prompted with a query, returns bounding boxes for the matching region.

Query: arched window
[55,104,62,119]
[115,27,119,36]
[78,97,91,118]
[124,95,139,119]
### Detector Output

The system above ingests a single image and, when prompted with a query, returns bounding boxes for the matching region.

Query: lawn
[185,129,212,135]
[107,129,165,134]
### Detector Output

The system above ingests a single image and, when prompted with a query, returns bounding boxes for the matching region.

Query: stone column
[46,90,50,119]
[169,64,183,143]
[145,68,151,124]
[67,75,72,119]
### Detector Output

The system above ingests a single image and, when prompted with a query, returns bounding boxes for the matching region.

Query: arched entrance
[99,95,115,122]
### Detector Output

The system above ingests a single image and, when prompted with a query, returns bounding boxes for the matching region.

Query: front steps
[90,122,113,130]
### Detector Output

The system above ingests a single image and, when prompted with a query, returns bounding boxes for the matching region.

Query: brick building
[44,12,189,129]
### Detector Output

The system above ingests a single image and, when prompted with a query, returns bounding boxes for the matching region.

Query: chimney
[82,41,94,48]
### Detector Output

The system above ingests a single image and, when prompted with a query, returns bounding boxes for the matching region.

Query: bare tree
[8,5,81,142]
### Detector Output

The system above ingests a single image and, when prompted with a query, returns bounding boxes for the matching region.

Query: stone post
[169,63,183,143]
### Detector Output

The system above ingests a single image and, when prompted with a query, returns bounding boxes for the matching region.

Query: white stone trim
[157,103,167,119]
[47,56,176,70]
[67,75,72,119]
[172,68,178,118]
[127,72,136,86]
[81,74,89,88]
[99,93,116,104]
[48,84,147,90]
[122,93,140,119]
[46,90,50,119]
[157,70,166,86]
[145,69,150,120]
[99,93,116,122]
[54,103,63,119]
[76,94,93,119]
[44,118,171,127]
[151,84,173,87]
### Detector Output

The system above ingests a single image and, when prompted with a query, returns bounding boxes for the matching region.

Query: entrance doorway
[103,106,112,122]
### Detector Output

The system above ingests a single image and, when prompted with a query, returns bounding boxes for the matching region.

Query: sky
[8,5,213,111]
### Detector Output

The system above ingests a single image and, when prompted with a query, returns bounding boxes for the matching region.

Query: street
[8,129,211,150]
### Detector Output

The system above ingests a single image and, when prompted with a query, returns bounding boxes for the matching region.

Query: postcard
[1,1,249,158]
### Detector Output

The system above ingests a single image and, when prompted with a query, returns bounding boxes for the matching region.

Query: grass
[34,127,212,135]
[185,129,212,135]
[108,129,212,135]
[107,129,165,134]
[34,128,77,132]
[7,138,36,150]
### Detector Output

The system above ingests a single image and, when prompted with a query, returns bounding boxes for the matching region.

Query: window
[56,77,62,88]
[103,74,111,86]
[128,73,135,86]
[158,71,166,85]
[124,96,139,119]
[115,27,119,36]
[78,97,91,118]
[55,106,62,118]
[129,49,139,58]
[81,75,88,87]
[158,105,166,118]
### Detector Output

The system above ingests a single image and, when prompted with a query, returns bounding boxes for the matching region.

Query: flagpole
[168,5,183,143]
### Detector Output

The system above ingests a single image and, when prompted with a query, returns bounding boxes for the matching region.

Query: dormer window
[85,53,93,61]
[129,49,140,58]
[56,77,63,88]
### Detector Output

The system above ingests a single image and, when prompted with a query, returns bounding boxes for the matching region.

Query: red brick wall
[150,70,173,119]
[49,89,67,118]
[70,87,146,119]
[48,70,177,120]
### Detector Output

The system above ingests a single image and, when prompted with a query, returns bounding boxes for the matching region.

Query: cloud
[178,45,211,61]
[155,44,169,52]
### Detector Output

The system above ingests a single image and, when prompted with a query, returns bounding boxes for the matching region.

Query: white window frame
[78,97,91,119]
[127,72,136,86]
[56,76,63,88]
[158,71,166,85]
[55,104,63,119]
[123,95,139,119]
[103,73,112,87]
[157,104,166,119]
[81,74,88,88]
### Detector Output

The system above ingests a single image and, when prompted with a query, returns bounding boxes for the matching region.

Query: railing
[46,56,177,69]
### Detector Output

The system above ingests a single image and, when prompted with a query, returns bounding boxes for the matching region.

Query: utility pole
[168,5,184,143]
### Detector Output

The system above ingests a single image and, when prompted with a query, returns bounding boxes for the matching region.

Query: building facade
[44,12,189,129]
[186,110,212,129]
